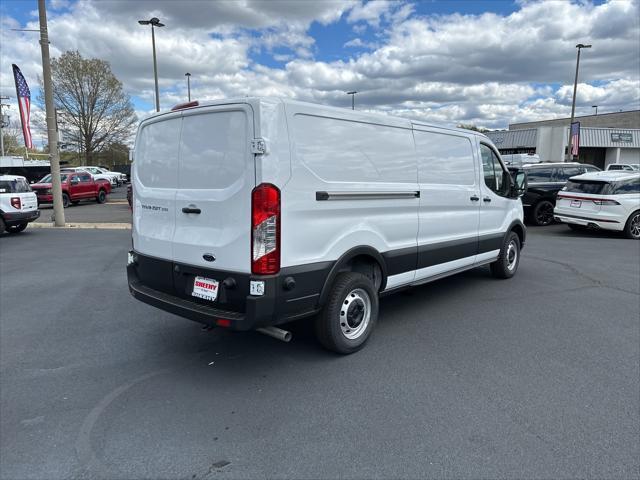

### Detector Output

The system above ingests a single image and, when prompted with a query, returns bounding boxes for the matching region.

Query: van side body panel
[281,102,419,277]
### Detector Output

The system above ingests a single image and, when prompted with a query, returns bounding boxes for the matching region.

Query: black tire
[490,231,521,279]
[62,193,70,208]
[567,223,586,232]
[314,272,379,354]
[0,216,6,233]
[7,222,28,233]
[96,189,107,204]
[532,200,554,226]
[624,210,640,240]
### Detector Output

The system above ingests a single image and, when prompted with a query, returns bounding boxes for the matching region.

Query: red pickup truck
[32,172,111,207]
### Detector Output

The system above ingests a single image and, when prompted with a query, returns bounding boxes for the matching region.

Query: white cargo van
[127,98,526,353]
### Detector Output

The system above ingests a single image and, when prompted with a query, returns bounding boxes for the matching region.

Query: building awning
[578,128,640,148]
[485,129,537,149]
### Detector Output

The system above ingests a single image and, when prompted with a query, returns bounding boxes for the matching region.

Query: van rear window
[564,180,611,195]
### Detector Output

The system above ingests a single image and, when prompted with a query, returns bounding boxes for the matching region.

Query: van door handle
[182,206,201,214]
[483,197,492,203]
[470,195,480,202]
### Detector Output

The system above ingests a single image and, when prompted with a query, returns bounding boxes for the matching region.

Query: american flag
[12,64,33,149]
[570,122,580,157]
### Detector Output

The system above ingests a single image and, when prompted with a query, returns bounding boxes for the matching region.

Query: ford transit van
[127,98,526,353]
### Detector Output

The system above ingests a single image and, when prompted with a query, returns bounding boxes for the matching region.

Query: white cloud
[1,0,638,144]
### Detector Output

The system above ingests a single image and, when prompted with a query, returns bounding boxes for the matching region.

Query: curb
[29,222,131,230]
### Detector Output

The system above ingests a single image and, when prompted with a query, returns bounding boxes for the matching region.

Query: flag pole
[38,0,65,226]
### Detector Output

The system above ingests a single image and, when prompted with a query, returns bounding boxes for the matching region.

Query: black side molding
[316,191,420,201]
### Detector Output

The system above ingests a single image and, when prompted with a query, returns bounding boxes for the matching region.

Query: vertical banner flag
[570,121,580,157]
[12,64,33,149]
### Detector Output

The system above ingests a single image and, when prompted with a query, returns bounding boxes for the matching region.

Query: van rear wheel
[315,272,378,354]
[490,231,520,279]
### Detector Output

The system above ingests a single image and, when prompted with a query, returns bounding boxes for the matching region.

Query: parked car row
[31,172,112,207]
[519,162,601,226]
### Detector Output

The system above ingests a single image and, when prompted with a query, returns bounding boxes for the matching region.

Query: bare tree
[45,51,136,164]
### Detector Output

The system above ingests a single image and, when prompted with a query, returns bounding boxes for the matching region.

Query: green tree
[45,51,137,164]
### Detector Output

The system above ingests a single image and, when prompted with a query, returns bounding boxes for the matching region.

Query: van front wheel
[490,231,520,279]
[315,272,378,354]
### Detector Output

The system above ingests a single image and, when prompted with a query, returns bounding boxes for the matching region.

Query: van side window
[414,130,476,185]
[480,144,509,196]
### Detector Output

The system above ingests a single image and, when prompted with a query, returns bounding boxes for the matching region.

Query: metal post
[38,0,65,226]
[151,24,160,112]
[566,44,590,162]
[347,91,357,110]
[185,73,191,102]
[0,96,8,157]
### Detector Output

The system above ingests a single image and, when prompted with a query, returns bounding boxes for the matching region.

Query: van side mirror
[507,168,527,198]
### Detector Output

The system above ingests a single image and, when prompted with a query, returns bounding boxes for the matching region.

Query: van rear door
[172,106,255,272]
[133,114,182,260]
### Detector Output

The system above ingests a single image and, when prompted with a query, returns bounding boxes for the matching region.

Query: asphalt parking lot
[1,225,638,479]
[34,185,131,224]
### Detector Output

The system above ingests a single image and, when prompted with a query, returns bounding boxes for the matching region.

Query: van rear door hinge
[251,138,268,155]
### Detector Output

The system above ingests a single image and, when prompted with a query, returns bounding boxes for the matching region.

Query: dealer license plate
[192,276,219,302]
[570,200,582,208]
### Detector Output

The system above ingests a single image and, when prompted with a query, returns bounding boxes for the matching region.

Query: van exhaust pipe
[256,326,292,343]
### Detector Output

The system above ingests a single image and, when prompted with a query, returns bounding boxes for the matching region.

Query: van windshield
[564,180,611,195]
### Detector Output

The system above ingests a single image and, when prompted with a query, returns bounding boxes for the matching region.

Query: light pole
[566,43,591,161]
[592,105,598,115]
[138,17,165,112]
[0,96,9,157]
[346,91,357,110]
[185,72,191,102]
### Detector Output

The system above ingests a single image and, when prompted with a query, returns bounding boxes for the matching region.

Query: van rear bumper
[127,251,331,331]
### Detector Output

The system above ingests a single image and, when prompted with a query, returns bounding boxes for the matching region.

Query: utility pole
[185,72,191,102]
[39,0,65,226]
[139,17,165,112]
[347,91,357,110]
[566,43,591,162]
[0,96,9,157]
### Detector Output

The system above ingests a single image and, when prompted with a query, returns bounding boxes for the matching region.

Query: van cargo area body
[128,97,526,354]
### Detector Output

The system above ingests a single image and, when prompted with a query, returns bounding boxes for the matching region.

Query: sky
[1,0,639,148]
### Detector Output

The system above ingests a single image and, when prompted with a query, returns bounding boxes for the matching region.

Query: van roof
[151,96,488,139]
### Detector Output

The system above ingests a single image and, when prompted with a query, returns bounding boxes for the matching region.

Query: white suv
[0,175,40,234]
[127,97,526,353]
[554,171,640,239]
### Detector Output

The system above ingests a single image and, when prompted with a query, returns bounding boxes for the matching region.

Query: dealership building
[485,109,640,169]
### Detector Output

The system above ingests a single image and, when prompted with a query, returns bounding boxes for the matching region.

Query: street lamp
[185,72,191,102]
[567,43,591,161]
[138,17,165,112]
[592,105,598,115]
[346,91,357,110]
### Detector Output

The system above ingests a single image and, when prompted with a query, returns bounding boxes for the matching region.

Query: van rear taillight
[10,197,21,210]
[251,183,280,275]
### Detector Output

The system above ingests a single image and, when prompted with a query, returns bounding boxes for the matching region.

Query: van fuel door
[251,138,268,155]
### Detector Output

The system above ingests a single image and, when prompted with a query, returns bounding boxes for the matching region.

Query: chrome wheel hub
[340,288,371,340]
[506,240,518,271]
[631,214,640,239]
